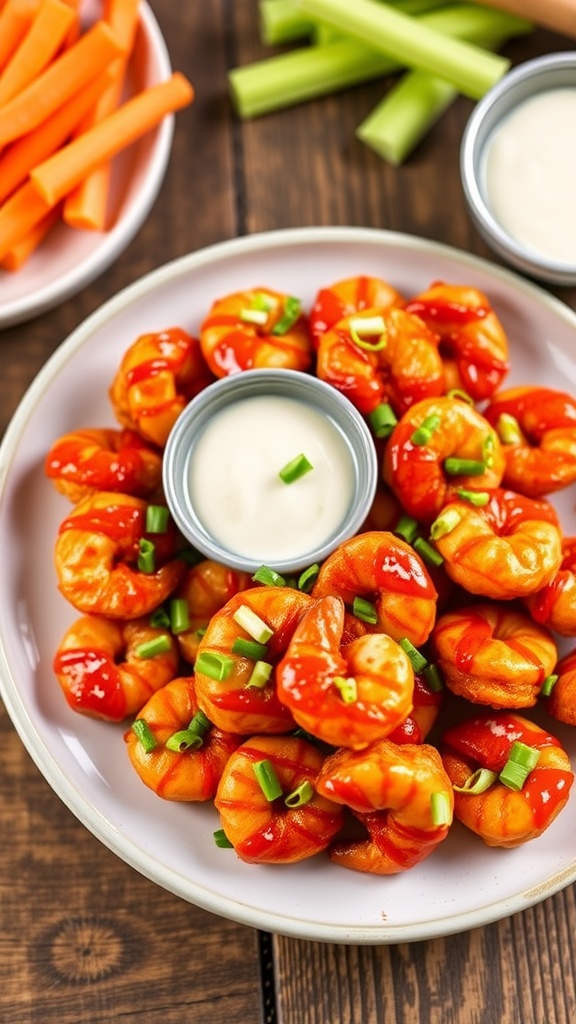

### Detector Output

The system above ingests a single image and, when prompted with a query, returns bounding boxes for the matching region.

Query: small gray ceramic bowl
[461,51,576,286]
[163,368,378,574]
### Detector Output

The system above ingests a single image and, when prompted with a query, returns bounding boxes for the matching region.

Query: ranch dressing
[188,394,355,562]
[484,88,576,264]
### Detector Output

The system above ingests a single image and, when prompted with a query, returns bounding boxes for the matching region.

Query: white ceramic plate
[0,0,174,329]
[1,227,576,945]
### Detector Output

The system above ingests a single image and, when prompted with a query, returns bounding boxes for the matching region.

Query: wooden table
[1,5,575,1022]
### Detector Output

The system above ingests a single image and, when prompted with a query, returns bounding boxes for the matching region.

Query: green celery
[298,0,510,99]
[260,0,315,46]
[356,13,533,164]
[230,3,531,119]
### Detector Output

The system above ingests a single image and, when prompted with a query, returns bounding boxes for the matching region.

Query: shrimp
[387,671,444,744]
[440,712,573,847]
[199,287,312,378]
[525,537,576,637]
[109,327,213,448]
[276,595,415,749]
[309,274,405,347]
[54,491,186,618]
[193,587,312,735]
[174,559,254,665]
[315,306,445,418]
[311,530,438,648]
[214,734,345,864]
[545,649,576,727]
[383,395,505,525]
[124,676,241,800]
[45,427,163,503]
[54,614,179,722]
[316,740,453,874]
[484,386,576,498]
[405,281,509,402]
[428,488,563,600]
[431,602,557,708]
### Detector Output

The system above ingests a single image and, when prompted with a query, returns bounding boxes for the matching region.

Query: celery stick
[356,17,533,164]
[230,4,532,119]
[298,0,510,99]
[229,41,398,118]
[259,0,315,46]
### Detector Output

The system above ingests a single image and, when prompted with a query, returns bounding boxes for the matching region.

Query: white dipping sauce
[188,394,355,562]
[484,88,576,264]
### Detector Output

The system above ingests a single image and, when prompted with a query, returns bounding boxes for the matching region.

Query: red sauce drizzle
[58,505,142,545]
[54,649,125,719]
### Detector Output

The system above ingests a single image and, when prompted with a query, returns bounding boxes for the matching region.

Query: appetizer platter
[1,225,576,944]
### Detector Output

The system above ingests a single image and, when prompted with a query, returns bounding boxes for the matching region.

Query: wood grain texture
[1,3,576,1023]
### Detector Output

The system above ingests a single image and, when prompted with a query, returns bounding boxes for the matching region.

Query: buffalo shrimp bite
[441,712,573,848]
[45,428,163,503]
[309,274,405,346]
[525,536,576,637]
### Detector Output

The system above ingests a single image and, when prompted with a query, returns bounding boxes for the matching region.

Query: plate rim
[2,224,576,944]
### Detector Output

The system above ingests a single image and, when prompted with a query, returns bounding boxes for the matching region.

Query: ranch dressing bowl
[460,52,576,286]
[163,368,378,574]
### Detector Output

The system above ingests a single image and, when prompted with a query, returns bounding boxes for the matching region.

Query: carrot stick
[0,202,60,270]
[0,20,124,146]
[31,72,194,206]
[0,0,41,73]
[0,69,112,204]
[63,0,140,230]
[0,0,78,106]
[0,180,52,260]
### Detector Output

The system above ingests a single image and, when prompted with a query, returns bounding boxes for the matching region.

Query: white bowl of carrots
[0,0,194,329]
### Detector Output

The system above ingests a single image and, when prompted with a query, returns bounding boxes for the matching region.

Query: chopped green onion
[413,536,444,567]
[271,296,301,335]
[284,780,315,808]
[131,718,158,752]
[399,637,427,672]
[499,741,540,791]
[482,434,496,468]
[455,488,490,507]
[252,565,286,587]
[246,660,273,689]
[169,598,190,635]
[411,412,441,445]
[233,605,273,643]
[430,508,461,540]
[279,452,314,484]
[252,291,276,312]
[444,456,486,476]
[453,768,497,794]
[135,634,172,659]
[430,790,452,826]
[349,315,387,350]
[253,758,283,801]
[368,401,397,438]
[333,675,358,704]
[232,637,269,660]
[195,651,235,681]
[145,504,170,533]
[496,412,523,445]
[149,606,170,629]
[352,595,378,624]
[137,537,155,573]
[423,662,444,692]
[541,674,559,697]
[166,711,210,752]
[394,514,419,544]
[298,563,320,592]
[446,388,474,404]
[298,0,511,100]
[239,307,269,326]
[213,828,233,849]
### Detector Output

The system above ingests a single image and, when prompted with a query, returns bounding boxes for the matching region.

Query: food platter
[0,0,174,329]
[1,225,576,945]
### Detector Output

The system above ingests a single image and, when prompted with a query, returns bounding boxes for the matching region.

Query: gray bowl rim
[461,51,576,282]
[162,367,379,573]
